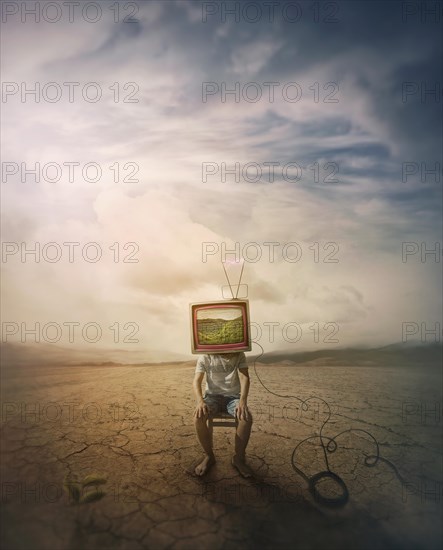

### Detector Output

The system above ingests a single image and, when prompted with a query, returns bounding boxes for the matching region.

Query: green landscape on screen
[197,314,244,344]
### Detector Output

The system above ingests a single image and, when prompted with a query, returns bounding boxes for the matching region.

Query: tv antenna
[221,259,248,300]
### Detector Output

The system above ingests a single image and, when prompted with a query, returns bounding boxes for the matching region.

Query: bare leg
[194,416,215,476]
[232,416,253,478]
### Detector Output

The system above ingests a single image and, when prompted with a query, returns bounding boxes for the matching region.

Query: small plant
[63,473,107,505]
[63,473,108,549]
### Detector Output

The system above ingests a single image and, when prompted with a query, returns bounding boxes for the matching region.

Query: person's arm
[193,371,209,417]
[236,368,250,421]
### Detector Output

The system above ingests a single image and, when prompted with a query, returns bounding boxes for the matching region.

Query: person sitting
[192,351,253,477]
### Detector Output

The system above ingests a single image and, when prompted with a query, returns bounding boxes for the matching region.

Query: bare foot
[194,455,215,476]
[232,455,253,478]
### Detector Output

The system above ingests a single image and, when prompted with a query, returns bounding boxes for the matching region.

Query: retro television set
[190,299,251,354]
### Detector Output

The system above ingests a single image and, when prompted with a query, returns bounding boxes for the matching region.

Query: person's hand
[235,400,250,421]
[194,400,209,418]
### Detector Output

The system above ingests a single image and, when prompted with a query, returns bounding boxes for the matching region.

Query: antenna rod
[235,260,245,299]
[221,261,235,299]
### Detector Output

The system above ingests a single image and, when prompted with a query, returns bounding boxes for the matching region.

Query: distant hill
[1,341,440,368]
[0,342,189,367]
[250,342,442,367]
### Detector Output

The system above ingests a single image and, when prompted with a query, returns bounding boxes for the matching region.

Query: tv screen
[190,300,251,354]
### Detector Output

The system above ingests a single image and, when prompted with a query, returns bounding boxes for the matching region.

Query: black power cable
[251,342,407,507]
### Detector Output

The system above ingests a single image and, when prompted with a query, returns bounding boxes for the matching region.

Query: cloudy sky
[1,0,442,363]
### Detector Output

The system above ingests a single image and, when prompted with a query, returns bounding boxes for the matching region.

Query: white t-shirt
[195,352,248,397]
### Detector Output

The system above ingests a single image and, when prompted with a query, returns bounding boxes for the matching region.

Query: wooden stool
[207,412,238,447]
[208,412,238,429]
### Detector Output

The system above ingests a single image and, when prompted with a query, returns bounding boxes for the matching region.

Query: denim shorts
[203,393,240,417]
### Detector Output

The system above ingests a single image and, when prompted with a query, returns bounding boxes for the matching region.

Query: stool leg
[207,417,214,447]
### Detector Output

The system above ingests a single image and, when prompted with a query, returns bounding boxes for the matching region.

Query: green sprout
[63,473,107,505]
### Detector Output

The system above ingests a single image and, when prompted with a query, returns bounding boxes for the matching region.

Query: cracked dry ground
[1,362,441,550]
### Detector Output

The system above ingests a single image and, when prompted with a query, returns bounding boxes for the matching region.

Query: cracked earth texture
[1,361,441,549]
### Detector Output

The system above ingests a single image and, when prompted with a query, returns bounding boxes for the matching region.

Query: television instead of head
[190,299,251,354]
